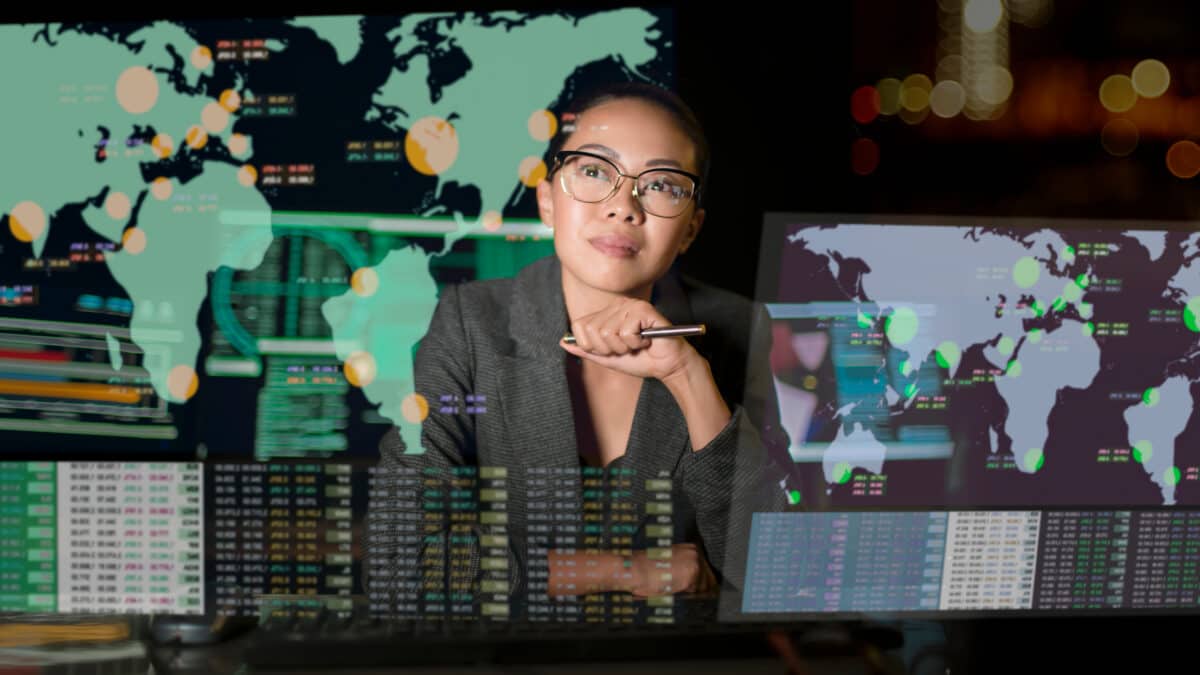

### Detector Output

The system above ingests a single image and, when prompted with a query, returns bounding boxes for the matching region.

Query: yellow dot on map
[185,125,208,150]
[237,165,258,187]
[190,45,213,70]
[402,393,430,424]
[344,351,377,388]
[219,89,242,112]
[482,210,503,232]
[116,66,159,115]
[105,192,131,220]
[519,157,547,188]
[150,177,173,201]
[151,133,174,159]
[122,227,147,255]
[404,116,459,176]
[527,109,558,142]
[9,201,46,243]
[167,364,199,401]
[227,133,250,157]
[351,267,379,297]
[201,101,230,134]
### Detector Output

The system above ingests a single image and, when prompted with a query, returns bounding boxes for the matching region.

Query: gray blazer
[366,255,791,613]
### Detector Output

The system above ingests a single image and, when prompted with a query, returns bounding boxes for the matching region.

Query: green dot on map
[1007,360,1022,377]
[1063,282,1083,303]
[857,311,873,329]
[885,307,919,346]
[1024,448,1045,472]
[1032,299,1045,318]
[1082,321,1096,337]
[1165,466,1182,487]
[1075,274,1089,288]
[1027,328,1044,344]
[1063,245,1076,262]
[997,336,1015,356]
[899,359,913,376]
[833,462,853,484]
[1143,388,1160,407]
[1079,302,1094,319]
[1132,440,1153,464]
[1185,298,1200,332]
[787,489,802,505]
[935,341,961,371]
[1013,257,1040,289]
[905,383,918,398]
[1052,296,1067,312]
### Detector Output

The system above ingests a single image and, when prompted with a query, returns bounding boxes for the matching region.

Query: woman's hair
[547,81,710,207]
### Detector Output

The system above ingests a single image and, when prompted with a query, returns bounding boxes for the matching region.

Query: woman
[367,82,793,618]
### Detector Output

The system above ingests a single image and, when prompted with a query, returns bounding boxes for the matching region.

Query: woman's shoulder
[430,255,561,353]
[447,255,556,316]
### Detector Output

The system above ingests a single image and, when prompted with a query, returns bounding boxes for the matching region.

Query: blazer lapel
[499,256,580,474]
[497,258,700,516]
[624,270,696,511]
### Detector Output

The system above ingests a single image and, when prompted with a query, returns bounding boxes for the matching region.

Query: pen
[561,324,706,345]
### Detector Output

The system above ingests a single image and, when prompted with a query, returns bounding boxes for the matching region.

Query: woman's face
[536,97,706,297]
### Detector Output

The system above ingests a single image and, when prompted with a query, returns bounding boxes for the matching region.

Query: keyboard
[240,614,785,668]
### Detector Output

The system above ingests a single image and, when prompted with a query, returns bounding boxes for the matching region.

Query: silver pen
[561,323,706,345]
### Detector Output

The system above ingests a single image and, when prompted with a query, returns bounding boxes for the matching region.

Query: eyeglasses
[551,150,700,218]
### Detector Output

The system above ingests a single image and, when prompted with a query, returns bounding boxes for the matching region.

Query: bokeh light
[964,0,1005,33]
[1100,119,1139,156]
[1099,75,1138,113]
[876,78,902,115]
[977,66,1014,106]
[851,85,881,124]
[900,74,933,112]
[1131,59,1170,98]
[930,80,966,118]
[1167,140,1200,179]
[850,138,879,176]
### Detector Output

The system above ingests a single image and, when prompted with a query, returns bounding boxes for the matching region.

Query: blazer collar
[503,256,697,494]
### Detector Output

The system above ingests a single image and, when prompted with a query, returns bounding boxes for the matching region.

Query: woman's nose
[605,178,645,223]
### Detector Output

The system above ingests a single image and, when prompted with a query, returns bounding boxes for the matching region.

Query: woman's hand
[559,297,696,382]
[622,543,718,597]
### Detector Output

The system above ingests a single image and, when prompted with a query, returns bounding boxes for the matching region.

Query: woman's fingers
[573,300,660,355]
[603,301,654,352]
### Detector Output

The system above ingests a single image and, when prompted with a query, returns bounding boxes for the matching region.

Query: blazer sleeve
[676,300,792,591]
[364,284,524,615]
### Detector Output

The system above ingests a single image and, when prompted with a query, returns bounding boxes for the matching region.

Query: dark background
[7,1,1200,671]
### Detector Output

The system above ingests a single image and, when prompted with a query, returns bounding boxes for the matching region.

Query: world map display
[0,11,673,460]
[769,220,1200,507]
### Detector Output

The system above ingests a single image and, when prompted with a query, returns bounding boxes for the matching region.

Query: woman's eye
[580,164,611,181]
[646,179,683,196]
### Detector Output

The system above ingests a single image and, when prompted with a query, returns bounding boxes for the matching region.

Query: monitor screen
[0,8,686,623]
[731,213,1200,619]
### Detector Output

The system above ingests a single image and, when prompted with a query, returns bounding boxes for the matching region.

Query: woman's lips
[588,234,640,259]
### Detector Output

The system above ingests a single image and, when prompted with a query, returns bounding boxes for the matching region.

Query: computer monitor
[0,8,691,624]
[731,212,1200,619]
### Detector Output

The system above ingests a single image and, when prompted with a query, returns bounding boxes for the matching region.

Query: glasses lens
[560,154,618,202]
[637,170,695,217]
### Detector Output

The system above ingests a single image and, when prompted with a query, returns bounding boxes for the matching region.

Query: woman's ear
[536,177,555,229]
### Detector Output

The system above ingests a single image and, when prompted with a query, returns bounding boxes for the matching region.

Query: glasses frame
[551,150,701,218]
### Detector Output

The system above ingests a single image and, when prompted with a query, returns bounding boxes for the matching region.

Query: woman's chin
[572,267,650,296]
